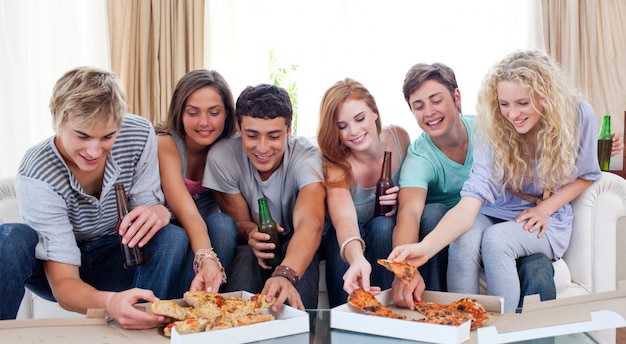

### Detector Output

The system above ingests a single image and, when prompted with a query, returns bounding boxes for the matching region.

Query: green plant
[268,48,299,134]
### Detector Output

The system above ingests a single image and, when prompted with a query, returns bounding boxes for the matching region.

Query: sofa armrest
[565,172,626,293]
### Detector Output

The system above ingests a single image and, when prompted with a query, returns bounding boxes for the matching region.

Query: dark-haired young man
[203,84,325,311]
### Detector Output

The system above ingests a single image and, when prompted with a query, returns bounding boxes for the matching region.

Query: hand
[189,258,224,292]
[387,243,429,268]
[612,132,624,157]
[391,273,425,310]
[248,224,285,269]
[262,276,304,311]
[379,185,400,216]
[342,255,381,295]
[119,205,169,249]
[515,205,550,238]
[105,288,170,330]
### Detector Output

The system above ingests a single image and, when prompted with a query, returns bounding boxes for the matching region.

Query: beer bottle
[597,115,612,172]
[257,197,282,268]
[114,184,145,268]
[374,151,394,217]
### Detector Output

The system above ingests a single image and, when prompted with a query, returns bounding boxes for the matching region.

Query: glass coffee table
[255,309,608,344]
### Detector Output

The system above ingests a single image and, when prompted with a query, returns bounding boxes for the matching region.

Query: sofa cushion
[0,177,22,223]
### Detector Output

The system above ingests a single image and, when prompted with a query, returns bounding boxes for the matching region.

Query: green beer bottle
[257,198,282,267]
[597,115,612,172]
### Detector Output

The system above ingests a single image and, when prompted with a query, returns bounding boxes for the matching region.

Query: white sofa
[2,172,626,319]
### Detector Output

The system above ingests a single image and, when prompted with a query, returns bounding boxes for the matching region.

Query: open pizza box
[477,281,626,343]
[331,283,626,344]
[331,289,503,344]
[0,291,309,344]
[143,290,310,344]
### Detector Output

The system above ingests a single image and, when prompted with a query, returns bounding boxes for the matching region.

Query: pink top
[185,178,206,196]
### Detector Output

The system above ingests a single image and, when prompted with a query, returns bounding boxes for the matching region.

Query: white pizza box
[0,309,168,343]
[330,289,504,344]
[478,281,626,343]
[160,290,310,344]
[331,282,626,344]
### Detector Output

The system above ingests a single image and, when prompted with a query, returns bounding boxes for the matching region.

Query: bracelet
[271,265,299,286]
[339,236,366,262]
[193,248,227,284]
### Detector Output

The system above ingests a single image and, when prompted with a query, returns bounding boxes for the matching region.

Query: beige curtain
[541,1,626,139]
[106,0,204,125]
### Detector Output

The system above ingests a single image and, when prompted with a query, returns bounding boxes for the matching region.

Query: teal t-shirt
[398,115,474,208]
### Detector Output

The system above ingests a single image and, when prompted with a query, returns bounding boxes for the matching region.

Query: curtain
[541,1,626,147]
[106,0,204,125]
[0,0,110,179]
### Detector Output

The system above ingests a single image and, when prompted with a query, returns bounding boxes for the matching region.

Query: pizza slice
[413,300,471,327]
[347,288,406,319]
[183,291,225,309]
[448,298,489,330]
[231,313,275,326]
[377,258,417,285]
[413,298,489,330]
[163,317,210,336]
[151,300,195,320]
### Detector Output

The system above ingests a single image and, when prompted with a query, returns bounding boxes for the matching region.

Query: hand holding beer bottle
[115,184,145,268]
[257,198,282,268]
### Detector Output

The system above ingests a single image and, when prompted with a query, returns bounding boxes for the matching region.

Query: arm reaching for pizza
[44,261,168,329]
[263,183,325,311]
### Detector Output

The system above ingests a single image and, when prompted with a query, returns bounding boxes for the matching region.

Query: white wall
[205,0,543,140]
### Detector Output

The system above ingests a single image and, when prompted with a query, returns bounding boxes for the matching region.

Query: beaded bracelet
[271,265,299,286]
[339,236,366,262]
[193,248,227,284]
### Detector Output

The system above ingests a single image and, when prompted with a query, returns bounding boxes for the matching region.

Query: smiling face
[408,79,461,138]
[55,119,118,174]
[238,115,290,181]
[182,86,227,149]
[496,80,543,136]
[335,98,379,152]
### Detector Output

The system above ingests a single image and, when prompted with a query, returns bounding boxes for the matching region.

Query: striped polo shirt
[15,114,164,265]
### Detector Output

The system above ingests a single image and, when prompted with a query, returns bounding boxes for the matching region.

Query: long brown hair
[317,78,381,188]
[156,69,236,140]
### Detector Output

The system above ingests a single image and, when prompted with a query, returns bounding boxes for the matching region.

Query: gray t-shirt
[15,114,164,265]
[202,134,322,236]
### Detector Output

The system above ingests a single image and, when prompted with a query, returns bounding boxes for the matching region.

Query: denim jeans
[321,214,395,308]
[517,252,556,310]
[0,222,195,319]
[204,212,238,270]
[224,240,320,310]
[419,203,451,292]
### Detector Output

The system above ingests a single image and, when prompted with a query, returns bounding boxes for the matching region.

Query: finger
[536,225,547,238]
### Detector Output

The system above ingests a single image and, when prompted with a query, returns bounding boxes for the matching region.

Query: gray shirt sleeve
[127,127,165,208]
[15,175,81,265]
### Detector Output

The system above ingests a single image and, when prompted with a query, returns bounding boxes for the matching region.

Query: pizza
[347,288,406,319]
[377,258,417,285]
[413,298,489,330]
[151,291,276,336]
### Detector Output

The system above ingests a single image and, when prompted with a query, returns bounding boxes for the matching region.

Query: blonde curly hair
[475,50,579,194]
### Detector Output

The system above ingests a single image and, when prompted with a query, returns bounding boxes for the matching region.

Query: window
[205,0,542,139]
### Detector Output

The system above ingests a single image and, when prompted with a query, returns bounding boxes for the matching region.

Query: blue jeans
[177,211,238,271]
[321,215,395,308]
[419,203,450,292]
[0,222,195,319]
[224,239,320,310]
